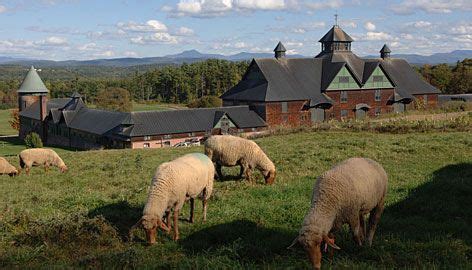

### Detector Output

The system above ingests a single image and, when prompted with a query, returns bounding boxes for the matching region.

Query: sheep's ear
[323,235,341,250]
[287,236,299,249]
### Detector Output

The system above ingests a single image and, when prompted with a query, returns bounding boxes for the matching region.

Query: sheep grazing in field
[204,135,276,184]
[130,153,214,244]
[18,148,68,175]
[0,157,19,176]
[289,157,388,270]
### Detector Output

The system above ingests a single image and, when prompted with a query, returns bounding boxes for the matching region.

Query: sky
[0,0,470,60]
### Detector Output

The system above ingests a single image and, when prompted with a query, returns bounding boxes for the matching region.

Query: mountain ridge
[0,49,469,67]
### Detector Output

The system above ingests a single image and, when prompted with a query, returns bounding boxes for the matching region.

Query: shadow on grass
[181,219,296,262]
[88,201,143,241]
[0,136,23,146]
[385,163,472,241]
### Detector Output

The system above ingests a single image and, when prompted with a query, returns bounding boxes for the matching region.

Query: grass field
[132,102,186,112]
[0,109,17,136]
[0,131,471,269]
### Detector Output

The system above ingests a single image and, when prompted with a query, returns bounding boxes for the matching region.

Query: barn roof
[319,26,354,43]
[18,66,49,94]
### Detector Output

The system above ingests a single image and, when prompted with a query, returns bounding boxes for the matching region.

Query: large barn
[221,24,440,126]
[18,67,265,150]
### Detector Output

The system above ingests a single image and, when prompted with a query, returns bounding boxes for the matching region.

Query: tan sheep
[130,153,214,244]
[19,148,68,175]
[0,157,19,176]
[289,157,388,270]
[204,135,276,184]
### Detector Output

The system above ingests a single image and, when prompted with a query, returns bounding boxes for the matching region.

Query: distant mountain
[364,50,472,65]
[1,49,469,68]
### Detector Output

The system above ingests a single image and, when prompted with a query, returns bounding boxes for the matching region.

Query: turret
[380,44,391,59]
[274,41,286,59]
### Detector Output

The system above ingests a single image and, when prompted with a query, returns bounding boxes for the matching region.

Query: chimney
[274,41,286,59]
[39,95,48,121]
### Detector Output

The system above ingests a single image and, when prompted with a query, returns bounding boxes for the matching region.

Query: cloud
[451,22,472,34]
[0,5,7,13]
[123,51,138,57]
[118,20,168,33]
[174,26,195,36]
[406,20,432,28]
[26,26,82,35]
[269,21,325,34]
[391,0,472,15]
[357,32,395,41]
[37,36,68,46]
[130,33,179,45]
[167,0,341,17]
[364,21,376,31]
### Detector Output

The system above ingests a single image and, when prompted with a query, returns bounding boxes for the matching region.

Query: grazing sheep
[204,135,276,184]
[19,148,68,175]
[130,153,215,244]
[289,157,388,270]
[0,157,19,176]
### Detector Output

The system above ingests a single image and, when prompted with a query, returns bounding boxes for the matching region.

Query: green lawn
[0,109,17,136]
[132,102,186,112]
[0,131,471,269]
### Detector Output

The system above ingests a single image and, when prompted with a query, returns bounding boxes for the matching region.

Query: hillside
[0,130,471,268]
[1,49,469,68]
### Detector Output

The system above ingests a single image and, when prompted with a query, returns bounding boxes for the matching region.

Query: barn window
[143,143,150,148]
[373,76,383,82]
[423,95,428,103]
[164,134,171,139]
[375,108,381,116]
[339,76,350,83]
[375,90,381,101]
[340,91,348,103]
[281,102,288,113]
[341,110,348,118]
[282,114,288,123]
[144,135,151,141]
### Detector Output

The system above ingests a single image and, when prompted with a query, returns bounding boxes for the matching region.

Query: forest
[0,58,470,110]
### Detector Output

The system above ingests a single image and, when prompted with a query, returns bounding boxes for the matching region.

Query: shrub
[440,101,472,113]
[187,96,222,108]
[24,132,43,148]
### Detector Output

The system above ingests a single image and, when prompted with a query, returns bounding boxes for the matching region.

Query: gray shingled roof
[380,58,440,98]
[19,98,70,120]
[319,26,354,42]
[222,58,333,106]
[222,48,438,103]
[274,42,286,52]
[18,66,49,94]
[380,44,391,53]
[119,106,265,137]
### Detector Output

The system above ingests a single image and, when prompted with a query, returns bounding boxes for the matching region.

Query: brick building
[221,25,440,126]
[18,68,265,150]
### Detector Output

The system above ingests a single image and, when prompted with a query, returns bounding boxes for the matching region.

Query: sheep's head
[288,234,340,270]
[129,215,170,245]
[60,164,68,173]
[263,169,276,185]
[8,168,19,177]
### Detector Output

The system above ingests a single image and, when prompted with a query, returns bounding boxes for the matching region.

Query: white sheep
[19,148,68,175]
[130,153,215,244]
[204,135,276,184]
[289,157,388,270]
[0,157,19,176]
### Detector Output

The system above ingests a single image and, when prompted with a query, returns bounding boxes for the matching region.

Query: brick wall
[325,89,395,119]
[265,101,310,126]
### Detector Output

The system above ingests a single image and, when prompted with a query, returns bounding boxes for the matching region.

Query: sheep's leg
[44,164,49,173]
[25,166,30,176]
[327,232,335,260]
[202,199,207,222]
[238,162,244,178]
[216,163,224,179]
[164,211,171,233]
[189,198,195,223]
[366,197,385,246]
[349,215,362,246]
[242,163,252,182]
[173,209,180,241]
[359,213,366,243]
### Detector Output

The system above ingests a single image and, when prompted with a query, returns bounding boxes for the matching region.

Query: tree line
[0,58,470,111]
